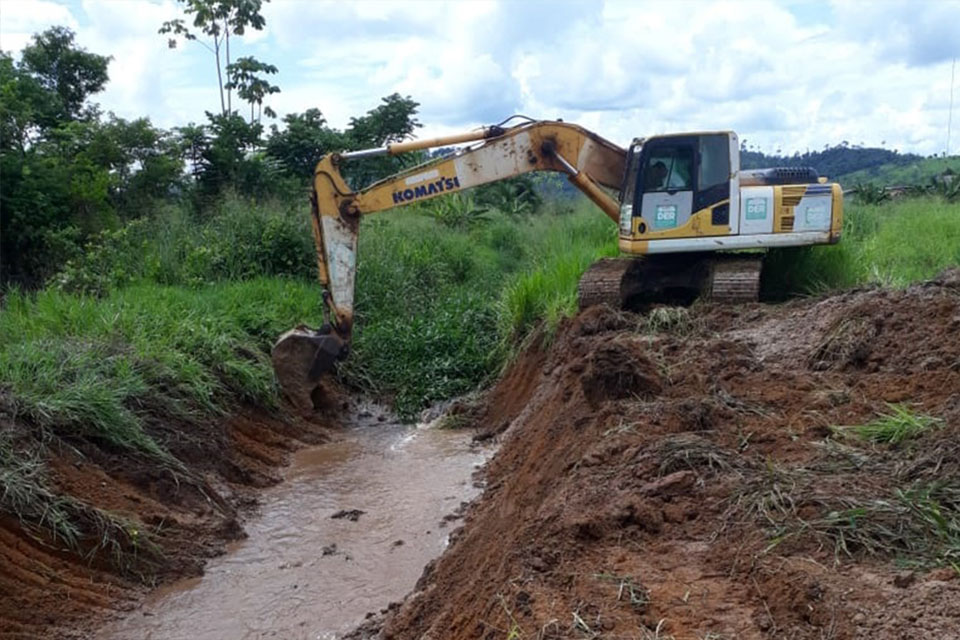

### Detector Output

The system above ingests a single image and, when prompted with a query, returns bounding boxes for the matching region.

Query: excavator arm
[273,119,626,412]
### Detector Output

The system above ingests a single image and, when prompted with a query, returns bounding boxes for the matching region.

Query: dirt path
[367,271,960,640]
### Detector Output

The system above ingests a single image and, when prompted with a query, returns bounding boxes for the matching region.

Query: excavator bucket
[271,326,348,414]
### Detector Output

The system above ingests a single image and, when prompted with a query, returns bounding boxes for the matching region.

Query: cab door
[638,138,695,233]
[634,133,737,237]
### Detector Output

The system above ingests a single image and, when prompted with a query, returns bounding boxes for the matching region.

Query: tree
[225,56,280,125]
[160,0,269,116]
[342,93,422,188]
[19,27,110,123]
[266,108,343,177]
[1,29,190,286]
[1,30,114,285]
[0,52,48,154]
[191,111,264,197]
[346,93,421,148]
[175,122,210,179]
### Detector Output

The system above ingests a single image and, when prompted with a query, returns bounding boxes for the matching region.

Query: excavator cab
[618,132,739,246]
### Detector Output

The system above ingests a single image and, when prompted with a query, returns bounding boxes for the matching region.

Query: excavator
[272,117,843,412]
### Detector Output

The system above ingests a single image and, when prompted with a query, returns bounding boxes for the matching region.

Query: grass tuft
[732,438,960,567]
[835,403,944,444]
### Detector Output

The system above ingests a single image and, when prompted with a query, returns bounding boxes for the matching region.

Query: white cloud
[0,0,957,155]
[833,0,960,67]
[0,0,78,54]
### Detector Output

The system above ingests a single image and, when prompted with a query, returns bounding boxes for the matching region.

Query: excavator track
[577,254,763,310]
[705,256,763,303]
[577,258,635,309]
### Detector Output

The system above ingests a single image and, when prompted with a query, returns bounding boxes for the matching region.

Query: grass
[733,431,960,568]
[839,156,960,187]
[836,404,945,444]
[762,196,960,296]
[344,203,616,416]
[639,306,696,336]
[594,572,651,611]
[1,279,321,456]
[0,433,157,574]
[496,213,618,342]
[655,435,736,476]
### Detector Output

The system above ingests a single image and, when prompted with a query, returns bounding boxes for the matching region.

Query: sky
[1,0,959,156]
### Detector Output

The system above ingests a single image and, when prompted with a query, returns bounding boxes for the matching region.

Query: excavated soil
[362,270,960,640]
[0,398,339,639]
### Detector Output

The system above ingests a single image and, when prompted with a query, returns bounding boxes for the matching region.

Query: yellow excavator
[272,117,843,411]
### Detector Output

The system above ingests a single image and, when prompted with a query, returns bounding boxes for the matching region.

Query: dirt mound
[581,340,662,407]
[0,402,339,639]
[371,275,960,640]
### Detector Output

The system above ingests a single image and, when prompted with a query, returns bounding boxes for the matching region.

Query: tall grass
[346,204,615,416]
[1,279,322,457]
[54,193,316,295]
[763,197,960,296]
[498,213,617,342]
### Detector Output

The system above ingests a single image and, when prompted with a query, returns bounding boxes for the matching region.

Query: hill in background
[741,144,959,186]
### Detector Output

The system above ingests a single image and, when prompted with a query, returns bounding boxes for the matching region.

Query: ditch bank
[0,397,339,639]
[360,270,960,640]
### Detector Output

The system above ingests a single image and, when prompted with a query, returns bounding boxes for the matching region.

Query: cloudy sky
[2,0,959,156]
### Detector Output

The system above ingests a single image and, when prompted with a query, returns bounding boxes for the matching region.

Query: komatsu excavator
[272,118,843,411]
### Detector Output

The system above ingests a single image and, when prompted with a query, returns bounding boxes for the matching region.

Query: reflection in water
[99,417,486,640]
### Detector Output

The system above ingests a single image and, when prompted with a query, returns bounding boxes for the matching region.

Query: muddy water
[99,414,487,640]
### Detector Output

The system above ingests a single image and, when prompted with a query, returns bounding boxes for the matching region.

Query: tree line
[739,142,926,181]
[1,0,422,287]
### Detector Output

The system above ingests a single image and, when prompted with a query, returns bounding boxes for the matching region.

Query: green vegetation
[837,404,945,445]
[840,156,960,187]
[1,21,420,287]
[763,197,960,296]
[13,197,614,422]
[1,278,320,451]
[741,446,960,568]
[0,432,153,573]
[740,142,926,181]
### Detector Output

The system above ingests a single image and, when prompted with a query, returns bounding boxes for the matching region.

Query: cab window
[642,145,694,192]
[698,134,730,189]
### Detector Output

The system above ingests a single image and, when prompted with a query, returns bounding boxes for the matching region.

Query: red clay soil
[0,401,338,640]
[369,270,960,640]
